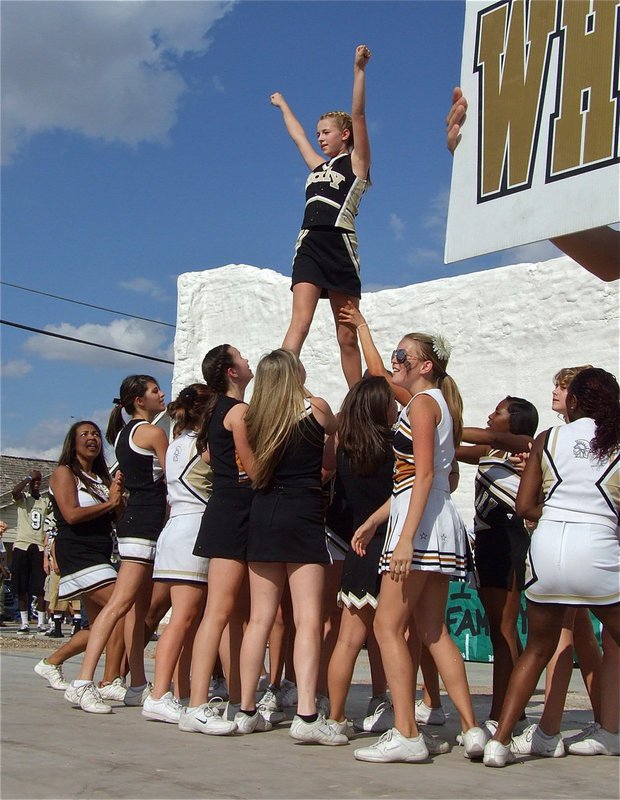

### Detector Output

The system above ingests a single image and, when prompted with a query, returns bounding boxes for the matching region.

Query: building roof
[0,455,56,508]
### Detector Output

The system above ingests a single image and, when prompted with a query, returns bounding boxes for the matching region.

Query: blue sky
[1,0,560,459]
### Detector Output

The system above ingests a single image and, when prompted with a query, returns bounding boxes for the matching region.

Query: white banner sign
[445,0,620,263]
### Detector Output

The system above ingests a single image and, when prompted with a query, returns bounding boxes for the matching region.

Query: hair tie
[179,387,198,403]
[113,398,122,408]
[438,371,448,380]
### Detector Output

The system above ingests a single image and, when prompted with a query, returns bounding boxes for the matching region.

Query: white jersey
[165,430,214,517]
[540,417,619,528]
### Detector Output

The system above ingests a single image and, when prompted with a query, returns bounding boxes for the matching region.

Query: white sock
[37,611,46,626]
[20,611,28,626]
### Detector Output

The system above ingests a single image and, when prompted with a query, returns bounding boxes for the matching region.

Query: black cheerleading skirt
[247,487,330,564]
[292,228,361,299]
[474,523,530,591]
[193,487,254,561]
[55,533,117,599]
[338,529,386,609]
[116,501,167,542]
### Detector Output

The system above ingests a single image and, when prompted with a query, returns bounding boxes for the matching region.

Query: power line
[1,319,174,365]
[0,281,175,328]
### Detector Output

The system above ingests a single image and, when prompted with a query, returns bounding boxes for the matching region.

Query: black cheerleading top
[301,153,368,232]
[267,403,324,490]
[336,446,394,534]
[207,395,252,491]
[473,449,524,534]
[114,419,166,508]
[51,474,114,548]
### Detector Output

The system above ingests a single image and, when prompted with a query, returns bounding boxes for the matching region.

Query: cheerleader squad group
[33,45,619,768]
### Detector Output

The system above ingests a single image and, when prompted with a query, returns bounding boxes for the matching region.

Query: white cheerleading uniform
[380,389,467,577]
[153,431,212,584]
[525,417,619,605]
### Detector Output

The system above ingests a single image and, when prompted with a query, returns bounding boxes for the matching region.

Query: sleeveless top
[336,445,394,533]
[165,430,214,517]
[267,402,324,490]
[301,153,368,232]
[540,417,619,528]
[392,388,454,497]
[474,449,524,533]
[114,419,166,507]
[51,473,113,545]
[207,395,251,491]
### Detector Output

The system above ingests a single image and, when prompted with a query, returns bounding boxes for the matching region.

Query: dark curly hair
[567,367,620,460]
[167,383,215,438]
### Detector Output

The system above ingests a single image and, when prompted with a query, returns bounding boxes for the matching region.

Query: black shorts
[11,544,45,597]
[292,227,361,299]
[474,524,530,591]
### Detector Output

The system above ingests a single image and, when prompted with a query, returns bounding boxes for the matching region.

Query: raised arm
[339,300,412,406]
[350,44,371,179]
[270,92,323,170]
[461,427,533,455]
[515,431,546,521]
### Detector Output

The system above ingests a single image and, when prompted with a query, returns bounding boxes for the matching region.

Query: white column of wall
[174,257,618,522]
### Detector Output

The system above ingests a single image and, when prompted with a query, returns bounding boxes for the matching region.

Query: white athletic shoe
[64,684,80,705]
[462,726,490,760]
[234,709,273,733]
[257,685,286,724]
[354,699,395,733]
[562,722,599,748]
[415,699,446,726]
[124,682,152,707]
[511,723,565,758]
[34,659,69,690]
[289,714,348,745]
[354,728,429,763]
[421,729,450,755]
[326,719,355,740]
[178,703,238,735]
[142,691,183,724]
[98,677,127,702]
[280,678,298,707]
[567,725,620,756]
[75,682,112,714]
[482,719,499,738]
[483,738,516,767]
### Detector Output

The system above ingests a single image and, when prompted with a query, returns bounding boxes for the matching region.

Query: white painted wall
[174,257,618,523]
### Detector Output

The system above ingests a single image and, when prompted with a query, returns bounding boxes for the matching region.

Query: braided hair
[196,345,235,453]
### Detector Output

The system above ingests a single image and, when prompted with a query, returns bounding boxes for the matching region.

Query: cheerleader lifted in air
[271,44,372,387]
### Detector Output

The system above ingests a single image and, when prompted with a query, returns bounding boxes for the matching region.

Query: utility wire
[1,320,174,365]
[0,281,175,328]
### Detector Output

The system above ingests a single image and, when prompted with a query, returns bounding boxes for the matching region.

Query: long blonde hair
[403,333,463,446]
[245,349,308,489]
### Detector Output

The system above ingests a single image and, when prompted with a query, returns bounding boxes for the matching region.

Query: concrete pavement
[1,638,618,800]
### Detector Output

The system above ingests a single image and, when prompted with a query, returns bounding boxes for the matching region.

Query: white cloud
[119,276,169,300]
[389,213,405,240]
[1,0,235,163]
[0,359,32,378]
[422,188,450,231]
[22,318,174,369]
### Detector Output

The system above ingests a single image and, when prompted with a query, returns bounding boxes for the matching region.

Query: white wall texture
[174,257,618,523]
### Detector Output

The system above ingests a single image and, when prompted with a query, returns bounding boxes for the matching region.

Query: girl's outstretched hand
[270,92,285,107]
[355,44,371,68]
[338,299,365,329]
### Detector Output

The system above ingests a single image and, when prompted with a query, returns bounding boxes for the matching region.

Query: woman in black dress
[236,349,346,745]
